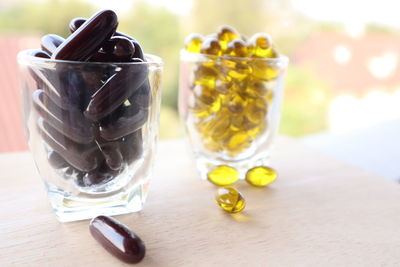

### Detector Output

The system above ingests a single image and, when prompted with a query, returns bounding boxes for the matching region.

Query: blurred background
[1,0,399,179]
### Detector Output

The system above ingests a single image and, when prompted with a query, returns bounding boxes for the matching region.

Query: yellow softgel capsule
[226,39,248,57]
[252,61,280,81]
[245,98,267,125]
[244,79,269,98]
[227,62,252,81]
[245,166,278,187]
[193,84,218,105]
[185,33,203,53]
[200,37,222,56]
[193,65,219,89]
[215,187,246,213]
[207,165,239,186]
[248,33,274,58]
[226,92,247,114]
[217,25,240,51]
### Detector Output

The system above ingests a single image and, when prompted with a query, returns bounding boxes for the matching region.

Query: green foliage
[280,66,331,136]
[0,0,95,37]
[0,0,335,137]
[119,2,182,110]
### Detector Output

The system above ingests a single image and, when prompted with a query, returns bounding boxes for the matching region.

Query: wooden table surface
[1,137,400,267]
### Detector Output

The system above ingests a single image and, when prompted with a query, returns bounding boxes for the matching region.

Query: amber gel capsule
[207,165,239,186]
[90,215,146,264]
[245,166,278,187]
[216,187,246,213]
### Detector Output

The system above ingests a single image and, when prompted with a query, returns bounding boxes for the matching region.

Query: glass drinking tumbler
[179,50,288,178]
[18,50,163,222]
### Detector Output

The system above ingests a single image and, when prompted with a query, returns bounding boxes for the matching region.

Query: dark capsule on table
[41,34,65,55]
[32,90,94,144]
[37,118,100,172]
[90,215,145,264]
[84,65,148,121]
[52,10,118,61]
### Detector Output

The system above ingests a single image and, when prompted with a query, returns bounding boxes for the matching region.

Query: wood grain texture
[1,137,400,267]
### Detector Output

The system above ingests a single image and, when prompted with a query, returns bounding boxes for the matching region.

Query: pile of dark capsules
[27,10,151,189]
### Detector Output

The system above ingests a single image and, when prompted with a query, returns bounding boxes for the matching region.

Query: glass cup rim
[180,49,289,65]
[17,49,163,66]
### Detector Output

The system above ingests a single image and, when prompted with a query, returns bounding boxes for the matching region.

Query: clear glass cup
[17,50,163,222]
[179,50,288,178]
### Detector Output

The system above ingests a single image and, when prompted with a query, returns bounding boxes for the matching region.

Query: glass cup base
[45,180,149,222]
[194,152,270,180]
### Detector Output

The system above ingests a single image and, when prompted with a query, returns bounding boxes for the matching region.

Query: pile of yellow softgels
[184,26,281,157]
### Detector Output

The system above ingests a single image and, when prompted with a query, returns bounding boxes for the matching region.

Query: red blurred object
[0,35,39,153]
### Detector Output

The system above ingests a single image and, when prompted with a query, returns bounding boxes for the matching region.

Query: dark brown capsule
[32,90,94,144]
[48,151,69,169]
[69,17,145,60]
[128,80,151,109]
[89,215,145,264]
[101,36,135,61]
[37,118,100,172]
[99,105,148,141]
[41,34,65,55]
[69,17,86,32]
[97,140,124,171]
[52,10,118,61]
[28,49,51,59]
[119,130,143,164]
[84,65,148,121]
[34,65,90,110]
[26,49,50,89]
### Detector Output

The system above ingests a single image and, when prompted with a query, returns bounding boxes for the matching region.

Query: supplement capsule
[185,33,203,53]
[32,90,94,144]
[37,118,99,172]
[41,34,65,55]
[215,187,245,213]
[245,166,278,187]
[48,151,68,169]
[69,17,86,32]
[200,38,222,56]
[90,215,145,264]
[217,25,240,51]
[84,65,148,121]
[207,165,239,186]
[248,33,274,58]
[69,17,145,60]
[52,10,118,61]
[101,36,135,62]
[99,105,148,141]
[226,39,248,57]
